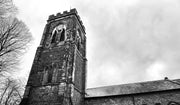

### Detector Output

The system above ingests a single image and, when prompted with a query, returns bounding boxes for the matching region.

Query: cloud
[146,61,166,80]
[14,0,180,88]
[69,0,180,88]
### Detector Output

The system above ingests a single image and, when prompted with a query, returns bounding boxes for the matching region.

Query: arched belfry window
[51,24,66,44]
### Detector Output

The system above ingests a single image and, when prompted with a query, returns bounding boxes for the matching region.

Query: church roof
[85,79,180,98]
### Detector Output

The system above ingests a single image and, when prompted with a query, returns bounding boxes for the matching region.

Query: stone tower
[20,8,87,105]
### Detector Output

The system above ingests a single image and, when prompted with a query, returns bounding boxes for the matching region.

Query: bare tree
[0,17,32,75]
[0,78,24,105]
[0,0,32,75]
[0,0,32,104]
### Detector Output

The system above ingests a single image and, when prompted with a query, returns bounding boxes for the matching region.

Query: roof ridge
[86,78,180,90]
[165,78,180,86]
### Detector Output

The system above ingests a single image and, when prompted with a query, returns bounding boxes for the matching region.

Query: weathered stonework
[85,90,180,105]
[85,79,180,105]
[20,8,86,105]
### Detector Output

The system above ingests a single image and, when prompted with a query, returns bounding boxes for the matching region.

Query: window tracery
[51,24,66,45]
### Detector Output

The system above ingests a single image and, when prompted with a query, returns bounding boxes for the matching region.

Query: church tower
[20,8,87,105]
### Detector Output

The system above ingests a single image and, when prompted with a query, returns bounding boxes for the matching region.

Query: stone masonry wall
[71,48,86,105]
[85,90,180,105]
[26,45,75,105]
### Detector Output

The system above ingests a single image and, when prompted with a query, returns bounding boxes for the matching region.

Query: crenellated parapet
[48,8,86,34]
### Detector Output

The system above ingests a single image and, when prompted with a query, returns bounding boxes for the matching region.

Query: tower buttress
[20,8,87,105]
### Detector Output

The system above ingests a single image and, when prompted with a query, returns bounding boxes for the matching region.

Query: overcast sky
[13,0,180,88]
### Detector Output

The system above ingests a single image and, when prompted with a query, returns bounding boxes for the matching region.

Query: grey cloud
[70,0,180,88]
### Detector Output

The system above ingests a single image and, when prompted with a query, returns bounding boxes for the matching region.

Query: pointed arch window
[51,24,66,44]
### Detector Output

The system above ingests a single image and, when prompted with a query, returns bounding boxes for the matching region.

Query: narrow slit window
[77,40,80,50]
[48,70,53,83]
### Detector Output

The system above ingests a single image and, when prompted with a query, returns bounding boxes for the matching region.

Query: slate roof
[85,79,180,98]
